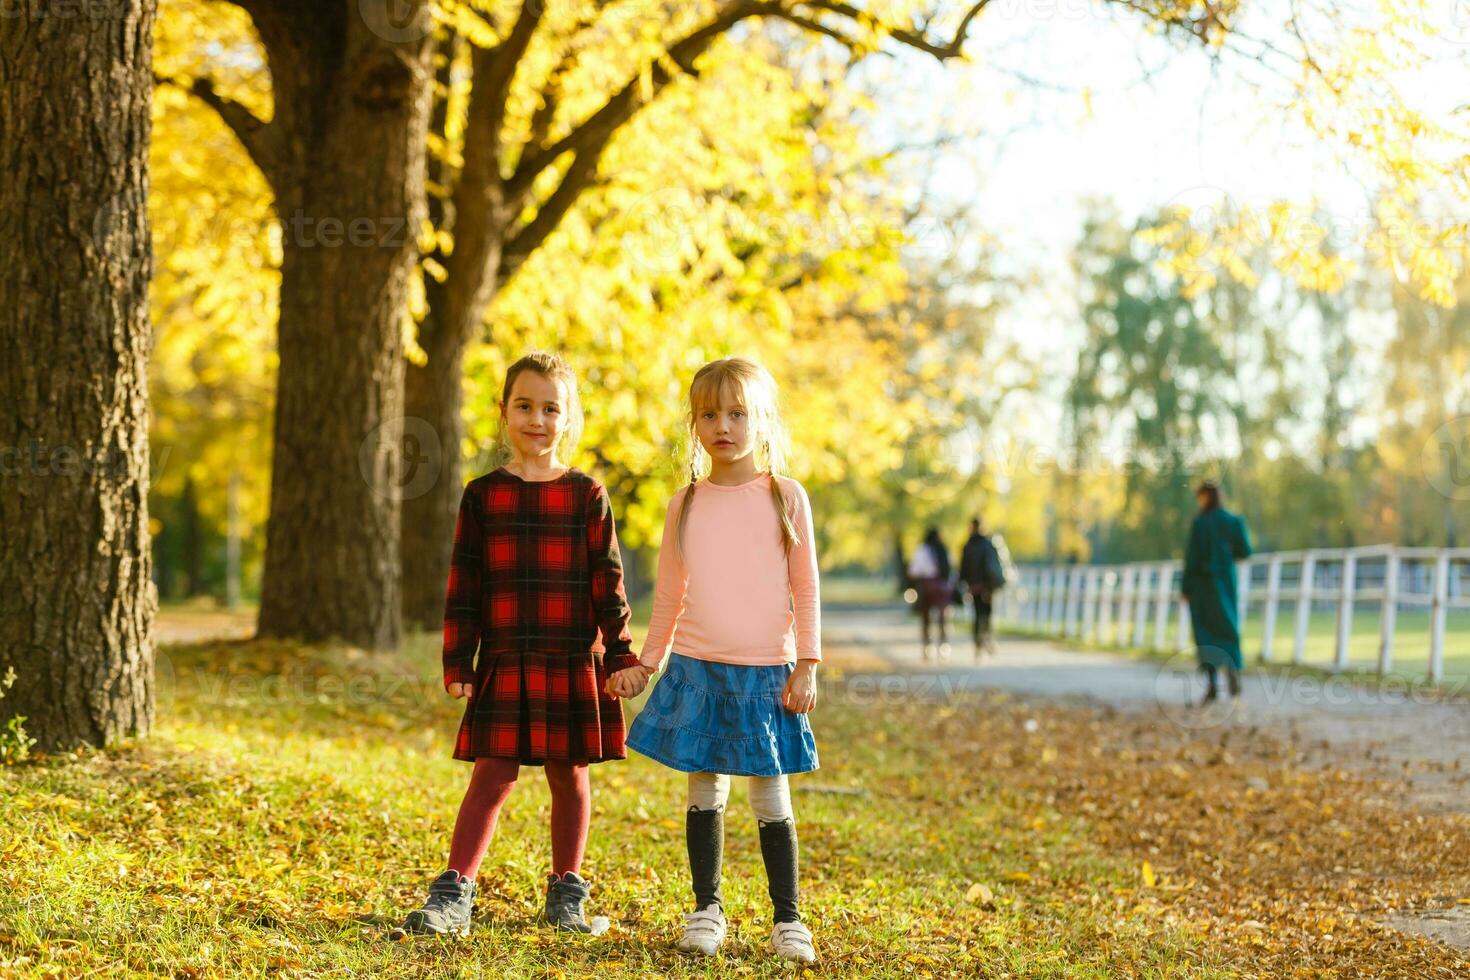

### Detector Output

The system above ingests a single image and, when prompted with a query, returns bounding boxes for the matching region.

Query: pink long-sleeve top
[638,472,822,671]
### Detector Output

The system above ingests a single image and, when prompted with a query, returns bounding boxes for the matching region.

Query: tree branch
[767,10,864,51]
[155,74,285,188]
[798,0,992,60]
[466,0,545,187]
[505,0,783,204]
[499,150,605,280]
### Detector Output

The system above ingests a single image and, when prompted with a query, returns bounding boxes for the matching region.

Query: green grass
[0,632,1233,978]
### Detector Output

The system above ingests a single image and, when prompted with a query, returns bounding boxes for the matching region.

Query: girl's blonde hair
[675,357,799,556]
[495,351,584,466]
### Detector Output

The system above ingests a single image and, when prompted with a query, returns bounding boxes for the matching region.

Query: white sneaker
[770,920,816,963]
[675,904,726,956]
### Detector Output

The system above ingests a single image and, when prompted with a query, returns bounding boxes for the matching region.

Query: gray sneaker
[544,872,610,934]
[393,870,475,937]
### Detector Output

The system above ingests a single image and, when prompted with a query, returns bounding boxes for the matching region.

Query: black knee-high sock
[686,806,724,911]
[758,818,800,924]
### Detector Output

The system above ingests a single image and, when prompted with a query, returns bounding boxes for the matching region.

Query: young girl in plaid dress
[396,352,640,938]
[608,357,821,964]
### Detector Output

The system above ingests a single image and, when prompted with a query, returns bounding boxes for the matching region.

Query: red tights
[445,757,590,880]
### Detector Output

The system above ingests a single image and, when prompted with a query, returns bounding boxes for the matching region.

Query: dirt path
[823,602,1470,813]
[154,605,257,646]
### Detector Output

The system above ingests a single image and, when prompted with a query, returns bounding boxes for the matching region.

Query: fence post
[1378,548,1400,675]
[1081,568,1097,640]
[1430,550,1449,684]
[1052,567,1064,637]
[1293,551,1317,665]
[1154,562,1173,650]
[1133,565,1152,646]
[1098,569,1116,644]
[1051,565,1067,635]
[1335,551,1356,671]
[1118,566,1136,646]
[1032,568,1044,627]
[1261,554,1283,663]
[1064,567,1081,638]
[1040,566,1053,634]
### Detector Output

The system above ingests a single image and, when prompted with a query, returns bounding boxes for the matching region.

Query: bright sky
[854,0,1470,455]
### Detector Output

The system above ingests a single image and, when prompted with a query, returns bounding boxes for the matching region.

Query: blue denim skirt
[626,653,820,777]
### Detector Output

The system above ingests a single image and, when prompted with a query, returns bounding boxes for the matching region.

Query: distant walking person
[959,518,1006,660]
[908,527,953,660]
[1181,480,1253,705]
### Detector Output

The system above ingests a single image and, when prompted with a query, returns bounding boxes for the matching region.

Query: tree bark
[400,302,474,632]
[248,3,437,650]
[0,0,159,751]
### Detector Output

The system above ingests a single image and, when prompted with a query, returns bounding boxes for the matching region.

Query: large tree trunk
[400,263,499,631]
[253,5,436,650]
[400,309,470,633]
[0,0,159,751]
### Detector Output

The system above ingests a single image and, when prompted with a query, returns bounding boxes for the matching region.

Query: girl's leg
[749,775,800,924]
[543,761,591,877]
[919,601,933,649]
[446,756,521,879]
[687,772,730,911]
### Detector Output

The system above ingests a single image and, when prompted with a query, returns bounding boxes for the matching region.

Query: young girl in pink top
[608,357,820,964]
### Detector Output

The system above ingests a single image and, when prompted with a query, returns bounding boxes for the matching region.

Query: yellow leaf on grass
[1003,871,1032,884]
[1141,861,1156,888]
[965,882,994,904]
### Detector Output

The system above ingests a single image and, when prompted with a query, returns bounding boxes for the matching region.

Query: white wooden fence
[994,545,1470,683]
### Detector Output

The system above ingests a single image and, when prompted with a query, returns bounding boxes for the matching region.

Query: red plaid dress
[442,466,639,765]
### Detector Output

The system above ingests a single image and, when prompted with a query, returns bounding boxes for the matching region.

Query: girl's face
[695,392,754,466]
[501,371,567,463]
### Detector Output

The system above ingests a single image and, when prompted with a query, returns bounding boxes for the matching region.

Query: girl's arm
[788,480,822,663]
[637,491,689,672]
[587,482,638,674]
[442,482,483,690]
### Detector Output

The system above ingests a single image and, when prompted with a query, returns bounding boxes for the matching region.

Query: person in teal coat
[1181,480,1252,704]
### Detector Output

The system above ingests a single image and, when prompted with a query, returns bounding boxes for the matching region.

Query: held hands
[782,661,818,714]
[605,664,655,700]
[448,681,474,700]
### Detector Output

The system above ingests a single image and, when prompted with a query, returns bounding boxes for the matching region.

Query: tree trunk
[0,0,159,751]
[253,8,436,651]
[400,306,471,633]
